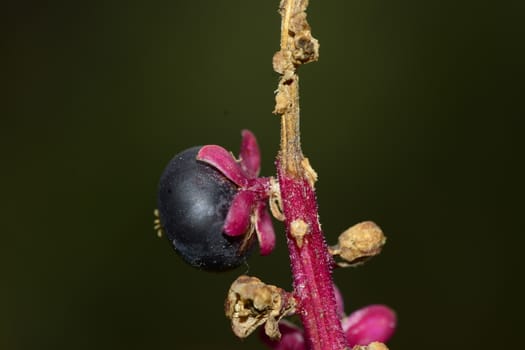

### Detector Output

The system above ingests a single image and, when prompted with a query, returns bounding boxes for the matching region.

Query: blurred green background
[3,0,524,349]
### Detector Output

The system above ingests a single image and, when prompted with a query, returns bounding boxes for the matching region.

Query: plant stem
[273,1,348,349]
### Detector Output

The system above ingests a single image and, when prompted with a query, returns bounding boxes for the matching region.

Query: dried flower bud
[225,276,296,340]
[352,342,390,350]
[329,221,386,267]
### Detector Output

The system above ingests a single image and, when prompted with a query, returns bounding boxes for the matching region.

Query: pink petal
[342,304,396,347]
[260,320,305,350]
[239,129,261,179]
[197,145,248,186]
[333,284,345,319]
[255,202,276,255]
[223,191,256,236]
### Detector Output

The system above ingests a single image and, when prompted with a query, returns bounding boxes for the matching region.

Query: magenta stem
[277,165,348,350]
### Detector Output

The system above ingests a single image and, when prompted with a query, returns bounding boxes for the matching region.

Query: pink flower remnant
[196,130,276,255]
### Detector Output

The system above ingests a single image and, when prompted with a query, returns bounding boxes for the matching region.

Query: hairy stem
[273,1,347,349]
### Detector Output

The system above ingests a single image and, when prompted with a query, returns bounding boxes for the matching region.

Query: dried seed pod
[329,221,386,267]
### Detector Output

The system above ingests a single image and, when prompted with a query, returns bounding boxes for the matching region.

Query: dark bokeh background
[3,1,524,349]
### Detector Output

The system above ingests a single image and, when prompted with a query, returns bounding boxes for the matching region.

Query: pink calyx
[255,201,276,255]
[196,130,277,256]
[240,129,261,178]
[223,190,256,236]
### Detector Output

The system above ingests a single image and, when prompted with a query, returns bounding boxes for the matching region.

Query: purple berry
[157,146,254,271]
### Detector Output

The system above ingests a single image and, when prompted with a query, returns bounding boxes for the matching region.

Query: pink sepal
[223,191,256,236]
[197,145,247,186]
[333,284,345,319]
[260,320,305,350]
[255,202,276,255]
[342,304,397,347]
[239,129,261,179]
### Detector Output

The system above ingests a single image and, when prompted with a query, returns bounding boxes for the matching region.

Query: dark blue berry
[157,146,254,271]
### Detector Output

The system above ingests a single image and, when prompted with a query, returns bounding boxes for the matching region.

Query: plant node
[290,219,309,248]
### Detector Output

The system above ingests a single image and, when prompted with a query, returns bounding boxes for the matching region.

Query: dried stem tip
[330,221,386,267]
[274,0,319,74]
[225,275,296,340]
[273,0,320,177]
